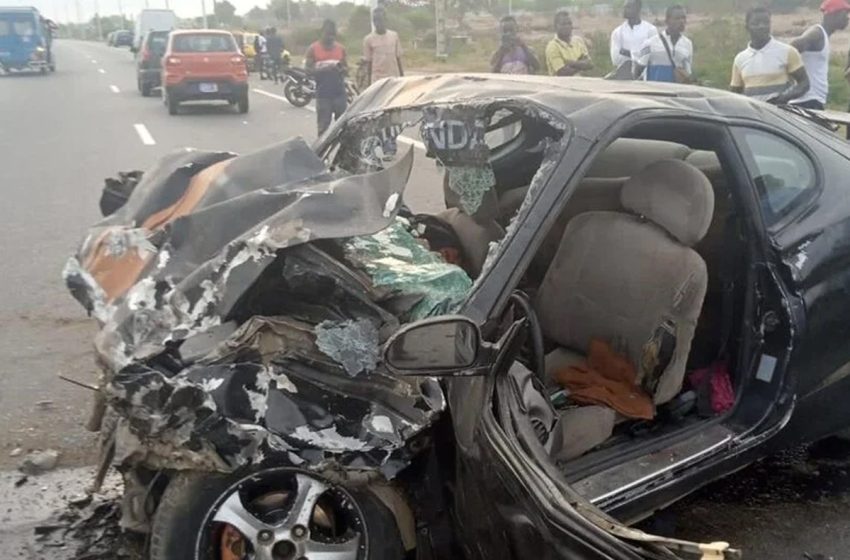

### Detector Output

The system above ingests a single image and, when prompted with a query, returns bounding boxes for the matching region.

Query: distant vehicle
[0,6,55,73]
[161,30,249,115]
[112,29,132,48]
[132,8,176,53]
[136,29,169,97]
[105,30,114,45]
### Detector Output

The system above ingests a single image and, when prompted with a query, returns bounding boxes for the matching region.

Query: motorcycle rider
[306,19,348,136]
[266,27,285,84]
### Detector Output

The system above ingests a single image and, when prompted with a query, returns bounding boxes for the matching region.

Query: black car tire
[149,470,405,560]
[238,93,249,114]
[141,81,152,97]
[167,94,180,115]
[284,82,311,108]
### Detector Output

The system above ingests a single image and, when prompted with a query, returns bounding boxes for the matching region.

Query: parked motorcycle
[282,66,359,108]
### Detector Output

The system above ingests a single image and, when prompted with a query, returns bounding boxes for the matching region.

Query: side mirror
[383,316,487,376]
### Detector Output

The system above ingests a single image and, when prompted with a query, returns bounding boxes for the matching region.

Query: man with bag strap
[633,5,693,83]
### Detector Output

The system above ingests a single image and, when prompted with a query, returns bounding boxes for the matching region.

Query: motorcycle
[282,66,359,108]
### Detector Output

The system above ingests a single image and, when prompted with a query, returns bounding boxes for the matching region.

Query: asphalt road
[0,39,442,471]
[2,39,850,560]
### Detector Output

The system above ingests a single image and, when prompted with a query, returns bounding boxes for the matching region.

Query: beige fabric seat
[536,159,714,406]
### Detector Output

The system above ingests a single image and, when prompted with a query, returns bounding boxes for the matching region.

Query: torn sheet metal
[66,138,414,370]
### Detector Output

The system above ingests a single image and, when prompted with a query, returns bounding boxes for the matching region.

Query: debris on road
[18,449,60,475]
[9,447,23,457]
[33,493,142,560]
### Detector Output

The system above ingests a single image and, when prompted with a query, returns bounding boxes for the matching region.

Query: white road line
[98,68,106,74]
[252,87,424,150]
[133,124,156,146]
[91,59,97,64]
[110,85,120,93]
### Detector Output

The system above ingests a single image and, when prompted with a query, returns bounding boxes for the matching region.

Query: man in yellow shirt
[546,9,594,76]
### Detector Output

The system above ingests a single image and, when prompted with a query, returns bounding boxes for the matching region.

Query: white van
[133,9,177,52]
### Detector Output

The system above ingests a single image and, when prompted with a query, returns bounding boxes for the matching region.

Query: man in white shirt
[633,4,693,83]
[790,0,850,110]
[610,0,658,75]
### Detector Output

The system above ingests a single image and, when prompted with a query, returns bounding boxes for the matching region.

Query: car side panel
[770,132,850,442]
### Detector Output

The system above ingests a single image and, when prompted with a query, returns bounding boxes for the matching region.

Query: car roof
[170,29,233,36]
[350,74,776,135]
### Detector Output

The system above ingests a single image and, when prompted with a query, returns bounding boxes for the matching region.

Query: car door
[730,117,850,443]
[439,293,738,560]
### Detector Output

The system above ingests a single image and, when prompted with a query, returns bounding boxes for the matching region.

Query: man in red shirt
[306,19,348,136]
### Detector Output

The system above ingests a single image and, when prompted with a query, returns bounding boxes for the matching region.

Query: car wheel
[237,94,249,114]
[167,94,180,115]
[149,468,404,560]
[141,81,152,97]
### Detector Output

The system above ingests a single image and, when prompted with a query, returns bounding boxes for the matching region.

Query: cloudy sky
[5,0,358,24]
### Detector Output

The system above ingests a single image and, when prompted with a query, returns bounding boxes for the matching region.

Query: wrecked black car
[66,74,850,560]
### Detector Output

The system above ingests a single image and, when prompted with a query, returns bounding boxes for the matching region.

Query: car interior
[436,112,758,509]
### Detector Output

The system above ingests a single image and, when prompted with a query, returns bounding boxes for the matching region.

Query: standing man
[731,7,810,104]
[266,27,285,84]
[306,20,348,136]
[490,15,540,74]
[254,30,268,79]
[363,6,403,86]
[633,5,693,82]
[791,0,850,110]
[545,9,593,76]
[610,0,657,77]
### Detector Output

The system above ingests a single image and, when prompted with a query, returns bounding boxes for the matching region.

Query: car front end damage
[64,133,468,543]
[65,80,740,559]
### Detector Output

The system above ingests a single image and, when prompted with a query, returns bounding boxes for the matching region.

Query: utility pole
[285,0,291,27]
[201,0,208,28]
[434,0,447,59]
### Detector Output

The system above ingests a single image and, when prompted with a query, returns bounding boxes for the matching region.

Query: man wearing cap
[790,0,850,110]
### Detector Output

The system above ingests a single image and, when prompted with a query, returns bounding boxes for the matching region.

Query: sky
[2,0,359,23]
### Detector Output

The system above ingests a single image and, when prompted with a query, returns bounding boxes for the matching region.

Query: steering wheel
[508,291,546,382]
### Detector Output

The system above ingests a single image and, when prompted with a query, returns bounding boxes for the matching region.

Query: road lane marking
[252,87,425,150]
[91,59,97,64]
[98,68,106,74]
[110,85,120,93]
[134,124,156,146]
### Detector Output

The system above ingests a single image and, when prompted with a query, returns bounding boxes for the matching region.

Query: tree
[214,0,238,26]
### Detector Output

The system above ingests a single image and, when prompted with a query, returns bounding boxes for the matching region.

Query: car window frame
[729,123,823,232]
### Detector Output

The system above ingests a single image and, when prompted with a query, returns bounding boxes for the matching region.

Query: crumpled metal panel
[65,138,414,371]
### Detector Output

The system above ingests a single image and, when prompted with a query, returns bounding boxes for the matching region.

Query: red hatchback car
[161,30,249,115]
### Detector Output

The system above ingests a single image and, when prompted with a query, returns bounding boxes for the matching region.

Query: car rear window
[148,32,169,53]
[171,33,236,53]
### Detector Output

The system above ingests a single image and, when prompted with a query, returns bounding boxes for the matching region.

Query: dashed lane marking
[133,124,156,146]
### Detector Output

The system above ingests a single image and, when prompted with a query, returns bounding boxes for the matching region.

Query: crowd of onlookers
[488,0,850,111]
[274,0,850,135]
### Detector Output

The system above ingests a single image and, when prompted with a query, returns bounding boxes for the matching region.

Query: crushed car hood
[65,137,469,475]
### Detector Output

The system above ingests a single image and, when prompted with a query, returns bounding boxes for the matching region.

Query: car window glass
[0,20,10,35]
[149,33,168,53]
[737,128,816,219]
[13,19,34,35]
[172,34,236,53]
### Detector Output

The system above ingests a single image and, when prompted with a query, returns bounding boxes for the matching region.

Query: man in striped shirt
[730,6,810,104]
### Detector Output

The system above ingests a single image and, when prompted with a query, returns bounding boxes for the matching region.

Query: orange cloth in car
[551,338,655,420]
